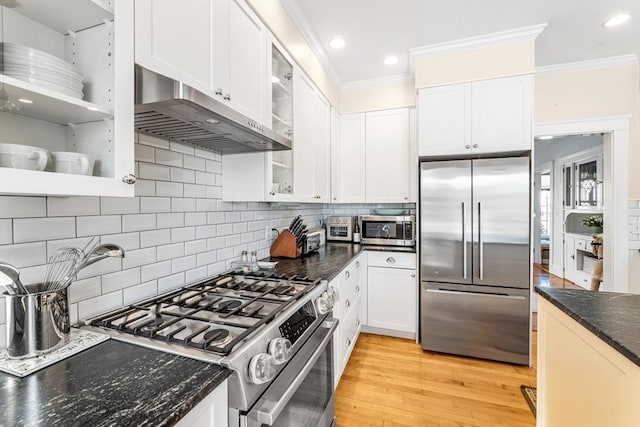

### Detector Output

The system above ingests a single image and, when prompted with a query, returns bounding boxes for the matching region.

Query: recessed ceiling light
[18,98,33,104]
[329,38,345,49]
[538,135,554,140]
[603,13,630,28]
[384,55,399,65]
[272,76,281,84]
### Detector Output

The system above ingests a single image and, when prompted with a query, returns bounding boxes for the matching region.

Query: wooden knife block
[270,230,301,258]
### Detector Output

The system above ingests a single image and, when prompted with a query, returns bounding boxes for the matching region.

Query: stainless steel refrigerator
[420,156,531,365]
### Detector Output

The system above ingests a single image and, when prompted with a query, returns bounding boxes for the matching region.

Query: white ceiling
[287,0,640,85]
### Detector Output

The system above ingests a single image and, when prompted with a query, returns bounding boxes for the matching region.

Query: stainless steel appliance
[359,215,415,247]
[135,66,291,153]
[303,230,322,254]
[83,272,338,426]
[326,216,355,242]
[420,156,531,365]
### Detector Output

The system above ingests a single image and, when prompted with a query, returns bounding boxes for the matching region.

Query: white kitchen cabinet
[135,0,268,125]
[366,252,417,338]
[365,108,411,203]
[418,75,532,156]
[332,252,366,387]
[0,0,135,197]
[418,84,471,156]
[212,0,268,125]
[174,380,228,427]
[564,234,577,283]
[135,0,212,93]
[292,69,330,203]
[333,113,366,203]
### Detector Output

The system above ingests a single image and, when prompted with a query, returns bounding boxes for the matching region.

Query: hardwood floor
[334,265,578,426]
[335,333,537,427]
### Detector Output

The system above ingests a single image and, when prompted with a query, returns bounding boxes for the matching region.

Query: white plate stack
[0,42,84,99]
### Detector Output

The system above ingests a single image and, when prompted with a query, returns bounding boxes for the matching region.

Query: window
[540,172,551,239]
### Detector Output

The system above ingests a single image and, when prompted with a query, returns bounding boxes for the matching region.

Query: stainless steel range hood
[134,66,292,154]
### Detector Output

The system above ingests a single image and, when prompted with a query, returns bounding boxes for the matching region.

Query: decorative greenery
[582,215,603,228]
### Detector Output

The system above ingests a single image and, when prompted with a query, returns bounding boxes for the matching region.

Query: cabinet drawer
[367,251,416,269]
[337,258,363,318]
[340,300,361,366]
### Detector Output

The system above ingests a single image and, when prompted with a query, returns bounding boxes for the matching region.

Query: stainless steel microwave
[359,215,415,247]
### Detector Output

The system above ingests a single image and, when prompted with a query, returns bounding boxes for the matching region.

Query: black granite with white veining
[0,340,231,427]
[536,287,640,367]
[265,242,416,282]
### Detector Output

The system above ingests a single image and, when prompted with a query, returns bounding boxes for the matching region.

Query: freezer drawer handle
[426,288,526,300]
[462,202,467,279]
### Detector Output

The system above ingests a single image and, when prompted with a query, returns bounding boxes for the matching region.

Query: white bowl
[0,143,48,171]
[50,152,94,176]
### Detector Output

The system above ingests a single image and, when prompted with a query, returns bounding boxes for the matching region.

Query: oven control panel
[279,301,316,344]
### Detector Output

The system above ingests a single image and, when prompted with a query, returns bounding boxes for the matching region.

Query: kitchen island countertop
[536,286,640,367]
[0,339,231,427]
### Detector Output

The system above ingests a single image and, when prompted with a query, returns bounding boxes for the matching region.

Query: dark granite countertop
[536,287,640,367]
[266,242,416,281]
[0,340,231,427]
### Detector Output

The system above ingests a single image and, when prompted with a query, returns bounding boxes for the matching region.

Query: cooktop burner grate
[89,272,322,355]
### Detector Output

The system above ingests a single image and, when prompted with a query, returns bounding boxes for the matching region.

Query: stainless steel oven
[237,318,338,427]
[359,215,415,247]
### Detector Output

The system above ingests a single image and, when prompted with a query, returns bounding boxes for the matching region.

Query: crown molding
[280,0,343,89]
[536,54,639,74]
[409,23,547,58]
[342,74,414,91]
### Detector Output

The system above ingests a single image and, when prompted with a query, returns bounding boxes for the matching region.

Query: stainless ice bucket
[4,283,70,359]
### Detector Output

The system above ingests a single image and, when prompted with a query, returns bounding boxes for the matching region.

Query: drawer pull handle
[345,270,350,280]
[346,338,351,347]
[356,319,360,327]
[411,273,416,278]
[386,257,396,264]
[345,299,351,309]
[355,285,360,293]
[355,261,360,268]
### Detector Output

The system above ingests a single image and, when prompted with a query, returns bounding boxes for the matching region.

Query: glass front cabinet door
[575,157,602,208]
[267,39,294,198]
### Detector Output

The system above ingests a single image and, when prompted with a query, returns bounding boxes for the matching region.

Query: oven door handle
[256,318,339,425]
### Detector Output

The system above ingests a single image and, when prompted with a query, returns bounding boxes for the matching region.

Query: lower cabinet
[365,252,417,339]
[332,252,365,388]
[175,380,228,427]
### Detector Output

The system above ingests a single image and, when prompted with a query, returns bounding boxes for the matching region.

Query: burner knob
[327,285,339,305]
[316,292,332,315]
[248,353,276,385]
[268,338,293,364]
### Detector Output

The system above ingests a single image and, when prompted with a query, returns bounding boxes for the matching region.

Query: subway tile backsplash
[0,132,415,348]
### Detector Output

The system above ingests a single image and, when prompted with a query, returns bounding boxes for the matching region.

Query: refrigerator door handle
[462,202,467,279]
[426,288,526,300]
[478,202,484,280]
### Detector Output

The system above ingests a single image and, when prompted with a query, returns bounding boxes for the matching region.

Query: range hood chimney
[134,66,292,154]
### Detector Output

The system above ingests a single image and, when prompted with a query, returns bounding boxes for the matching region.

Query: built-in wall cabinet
[0,0,135,197]
[332,108,413,203]
[135,0,268,126]
[418,75,533,156]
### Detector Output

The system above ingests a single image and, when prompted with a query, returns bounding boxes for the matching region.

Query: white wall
[0,133,326,348]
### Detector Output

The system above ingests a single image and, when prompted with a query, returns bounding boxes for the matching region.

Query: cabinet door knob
[356,319,361,327]
[465,145,471,149]
[355,285,360,293]
[473,144,478,148]
[122,174,137,185]
[386,257,396,264]
[404,197,408,200]
[333,197,337,201]
[215,89,223,96]
[224,94,231,101]
[269,191,276,196]
[345,299,351,309]
[411,273,416,278]
[346,338,351,347]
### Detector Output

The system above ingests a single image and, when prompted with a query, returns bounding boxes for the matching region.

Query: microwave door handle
[256,319,339,425]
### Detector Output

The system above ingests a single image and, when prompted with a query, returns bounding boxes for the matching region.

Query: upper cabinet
[0,0,135,197]
[293,69,330,202]
[418,75,533,157]
[135,0,268,125]
[365,108,411,203]
[333,113,366,203]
